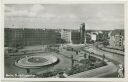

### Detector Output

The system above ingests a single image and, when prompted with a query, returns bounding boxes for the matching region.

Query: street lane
[83,45,124,65]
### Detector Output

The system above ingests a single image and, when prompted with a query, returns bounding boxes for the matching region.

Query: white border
[1,0,128,81]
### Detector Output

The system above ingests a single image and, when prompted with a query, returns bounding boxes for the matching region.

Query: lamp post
[71,55,74,69]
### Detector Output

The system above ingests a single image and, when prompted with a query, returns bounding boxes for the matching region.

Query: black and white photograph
[1,81,128,82]
[3,3,125,78]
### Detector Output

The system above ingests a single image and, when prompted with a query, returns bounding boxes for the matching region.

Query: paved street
[52,44,123,78]
[4,4,124,79]
[97,44,124,55]
[62,44,122,77]
[4,43,124,78]
[83,45,124,65]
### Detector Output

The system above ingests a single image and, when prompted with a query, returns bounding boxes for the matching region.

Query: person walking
[76,50,78,55]
[84,53,87,59]
[117,64,124,78]
[102,54,105,61]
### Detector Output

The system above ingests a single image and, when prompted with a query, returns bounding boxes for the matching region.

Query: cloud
[5,10,29,17]
[29,4,45,17]
[5,4,78,20]
[5,4,124,30]
[30,5,44,13]
[5,5,45,17]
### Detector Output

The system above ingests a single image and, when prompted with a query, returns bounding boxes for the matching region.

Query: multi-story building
[80,23,86,44]
[71,30,81,44]
[4,23,86,47]
[108,29,124,49]
[60,29,72,43]
[4,28,62,47]
[70,23,86,44]
[4,28,24,47]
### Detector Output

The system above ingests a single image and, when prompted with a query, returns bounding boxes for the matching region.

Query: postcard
[1,0,128,81]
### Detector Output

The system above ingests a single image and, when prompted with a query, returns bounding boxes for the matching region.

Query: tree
[102,31,109,46]
[96,33,103,42]
[103,40,109,47]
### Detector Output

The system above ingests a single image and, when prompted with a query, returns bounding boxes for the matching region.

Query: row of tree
[85,31,110,46]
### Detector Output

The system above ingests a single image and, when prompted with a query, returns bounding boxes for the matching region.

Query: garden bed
[34,56,107,78]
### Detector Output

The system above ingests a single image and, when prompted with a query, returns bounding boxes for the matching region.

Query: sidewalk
[58,47,117,78]
[68,62,117,78]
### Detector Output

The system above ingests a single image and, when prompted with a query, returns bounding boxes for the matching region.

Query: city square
[4,4,124,78]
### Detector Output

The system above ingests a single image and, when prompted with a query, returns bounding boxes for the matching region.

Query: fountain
[15,55,58,73]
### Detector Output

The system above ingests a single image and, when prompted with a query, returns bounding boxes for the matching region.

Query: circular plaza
[15,55,58,68]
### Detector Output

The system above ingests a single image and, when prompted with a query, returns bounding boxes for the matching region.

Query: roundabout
[15,55,58,69]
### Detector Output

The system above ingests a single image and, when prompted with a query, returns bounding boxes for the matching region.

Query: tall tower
[80,23,85,44]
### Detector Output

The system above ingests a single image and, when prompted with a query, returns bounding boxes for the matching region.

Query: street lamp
[71,55,74,69]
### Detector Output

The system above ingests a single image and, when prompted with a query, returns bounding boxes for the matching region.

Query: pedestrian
[76,51,78,55]
[117,64,124,78]
[71,55,74,68]
[103,54,105,61]
[86,54,89,60]
[84,53,87,59]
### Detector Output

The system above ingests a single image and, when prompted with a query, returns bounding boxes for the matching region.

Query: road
[62,44,122,77]
[81,44,124,77]
[5,44,124,78]
[83,44,124,65]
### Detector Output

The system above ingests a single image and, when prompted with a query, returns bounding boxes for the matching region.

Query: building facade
[109,29,124,49]
[4,28,61,47]
[60,29,72,43]
[80,23,86,44]
[71,30,81,44]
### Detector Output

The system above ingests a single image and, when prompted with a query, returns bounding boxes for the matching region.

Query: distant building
[4,28,24,47]
[4,28,61,47]
[109,29,124,49]
[80,23,86,44]
[71,30,81,44]
[70,23,86,44]
[60,29,72,43]
[91,33,97,41]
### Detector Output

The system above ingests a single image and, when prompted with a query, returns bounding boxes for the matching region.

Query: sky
[4,4,124,30]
